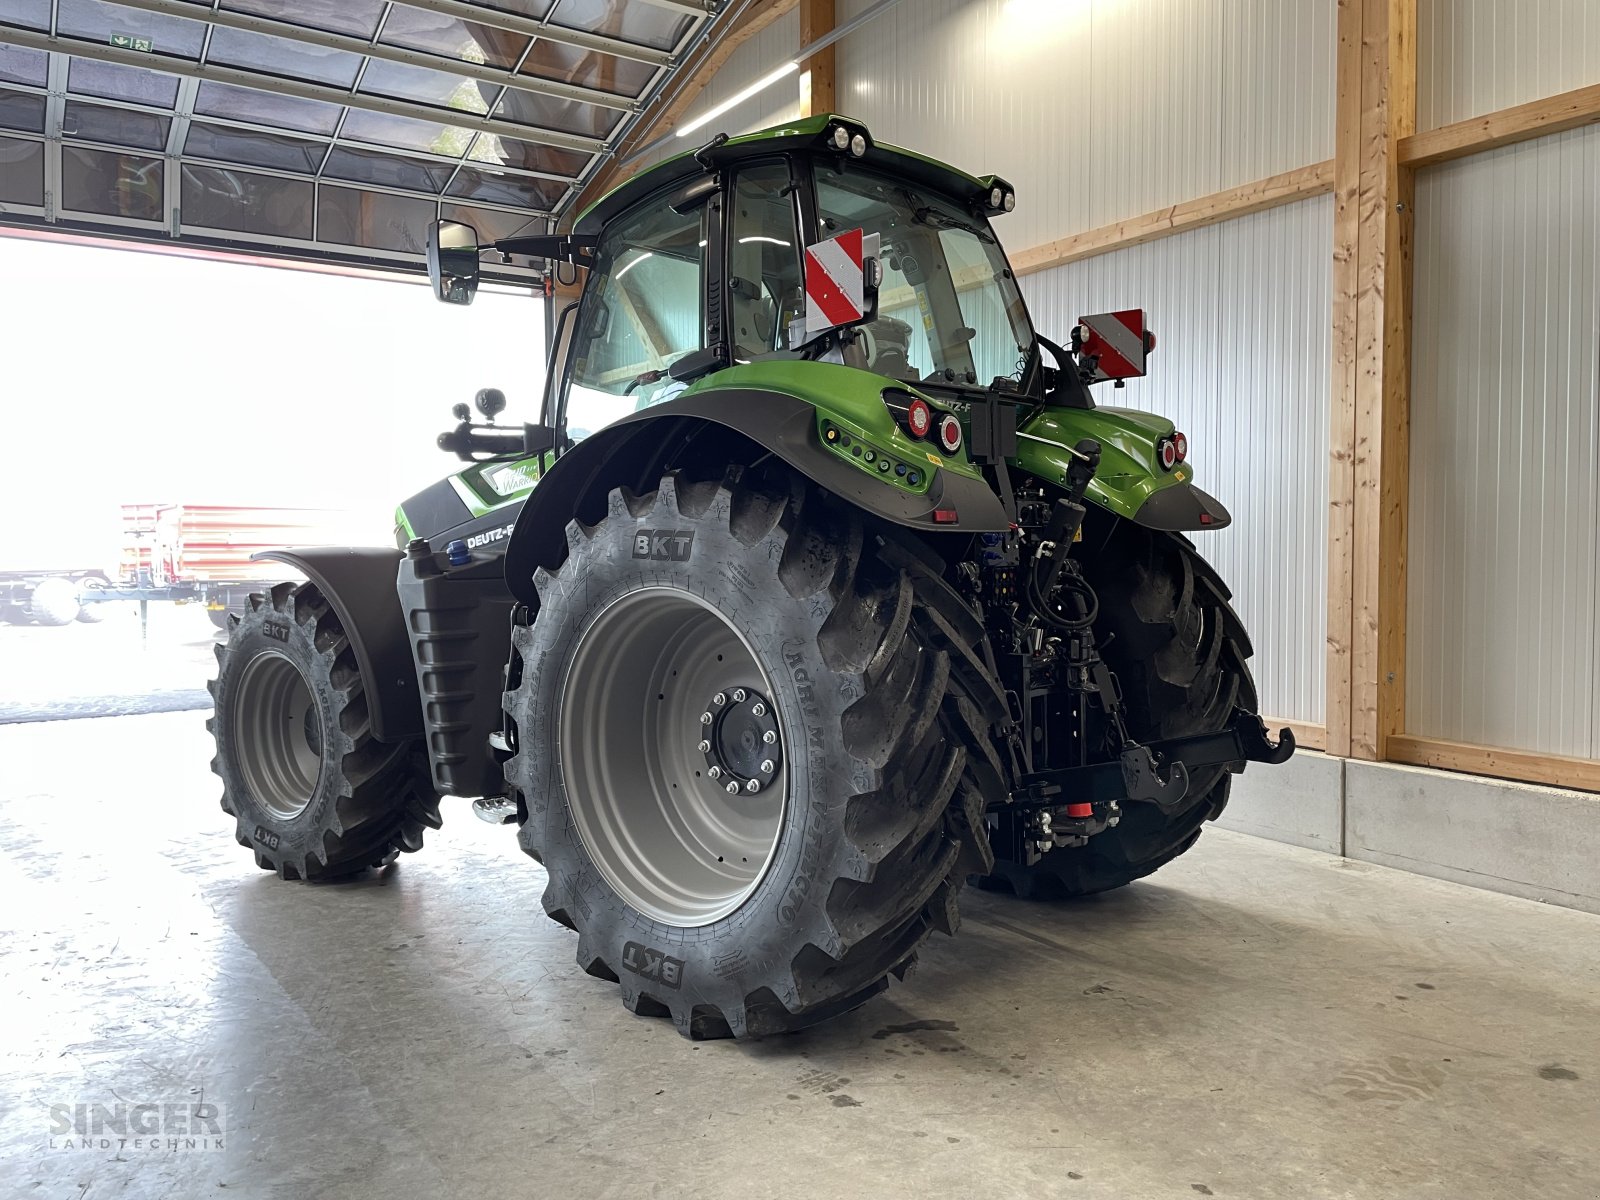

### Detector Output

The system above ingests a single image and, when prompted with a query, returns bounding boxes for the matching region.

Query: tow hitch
[1012,709,1296,816]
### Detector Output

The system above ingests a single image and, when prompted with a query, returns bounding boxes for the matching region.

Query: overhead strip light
[676,62,800,138]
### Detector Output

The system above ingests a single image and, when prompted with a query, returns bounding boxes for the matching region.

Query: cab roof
[574,114,1013,236]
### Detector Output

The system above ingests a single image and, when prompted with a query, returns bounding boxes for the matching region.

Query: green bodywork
[437,114,1201,536]
[1015,405,1186,520]
[395,452,548,541]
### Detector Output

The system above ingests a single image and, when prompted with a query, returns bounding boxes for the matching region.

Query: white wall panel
[1024,195,1333,723]
[837,0,1333,252]
[1407,126,1600,757]
[1419,0,1600,130]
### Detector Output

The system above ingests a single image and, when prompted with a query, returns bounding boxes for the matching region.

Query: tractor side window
[727,162,803,359]
[564,196,704,441]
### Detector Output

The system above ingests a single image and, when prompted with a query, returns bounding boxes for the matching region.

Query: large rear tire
[209,582,441,880]
[981,519,1257,898]
[506,468,1001,1039]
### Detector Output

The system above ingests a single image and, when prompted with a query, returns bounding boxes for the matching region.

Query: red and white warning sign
[805,227,877,336]
[1077,309,1151,381]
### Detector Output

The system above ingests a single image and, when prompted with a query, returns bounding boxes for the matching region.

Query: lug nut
[708,766,722,780]
[745,779,761,794]
[697,739,711,753]
[763,730,777,744]
[731,688,747,702]
[760,759,775,774]
[751,702,766,717]
[700,711,713,725]
[713,692,726,706]
[725,781,740,795]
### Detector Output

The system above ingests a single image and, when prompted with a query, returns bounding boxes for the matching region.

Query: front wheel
[209,582,441,879]
[506,468,998,1039]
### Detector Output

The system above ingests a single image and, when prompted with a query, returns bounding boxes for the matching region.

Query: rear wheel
[75,576,114,623]
[506,468,1000,1038]
[28,578,80,627]
[209,582,441,880]
[981,519,1257,898]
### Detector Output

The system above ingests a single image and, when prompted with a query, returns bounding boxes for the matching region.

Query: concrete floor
[1,713,1596,1200]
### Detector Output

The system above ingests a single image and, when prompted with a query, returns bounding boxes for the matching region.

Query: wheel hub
[699,687,782,795]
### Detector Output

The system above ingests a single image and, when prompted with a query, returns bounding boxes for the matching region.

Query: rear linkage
[968,432,1294,862]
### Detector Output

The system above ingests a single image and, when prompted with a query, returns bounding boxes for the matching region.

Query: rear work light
[937,413,963,455]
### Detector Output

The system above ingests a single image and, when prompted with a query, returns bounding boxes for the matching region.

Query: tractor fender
[251,548,422,743]
[501,388,1009,603]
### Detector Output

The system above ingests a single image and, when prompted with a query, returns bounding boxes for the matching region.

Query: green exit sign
[109,33,155,52]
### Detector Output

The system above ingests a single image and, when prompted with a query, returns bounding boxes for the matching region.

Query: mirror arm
[490,234,597,265]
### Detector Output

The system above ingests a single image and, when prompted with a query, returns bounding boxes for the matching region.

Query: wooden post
[1330,0,1415,761]
[799,0,835,117]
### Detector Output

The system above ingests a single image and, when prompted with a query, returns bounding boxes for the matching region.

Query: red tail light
[907,398,932,439]
[937,413,963,455]
[1174,431,1188,462]
[1159,438,1178,470]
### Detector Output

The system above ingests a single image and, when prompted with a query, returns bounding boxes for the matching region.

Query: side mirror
[427,219,481,305]
[475,387,507,420]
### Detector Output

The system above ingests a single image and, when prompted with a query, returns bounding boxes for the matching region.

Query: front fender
[502,385,1008,604]
[1016,405,1231,531]
[252,548,421,742]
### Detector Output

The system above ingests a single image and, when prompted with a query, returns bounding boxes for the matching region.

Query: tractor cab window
[727,162,804,360]
[563,194,704,441]
[813,163,1034,390]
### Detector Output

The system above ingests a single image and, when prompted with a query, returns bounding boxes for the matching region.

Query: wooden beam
[798,0,835,118]
[1388,735,1600,795]
[1009,161,1333,278]
[569,0,801,221]
[1401,81,1600,168]
[1326,0,1361,760]
[1329,0,1414,763]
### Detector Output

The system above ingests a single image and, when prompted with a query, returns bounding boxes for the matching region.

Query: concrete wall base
[1215,751,1600,915]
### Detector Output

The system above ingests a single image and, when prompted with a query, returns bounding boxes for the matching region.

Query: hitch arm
[1010,710,1295,815]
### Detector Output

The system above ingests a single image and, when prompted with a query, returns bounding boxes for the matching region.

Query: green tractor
[209,115,1293,1039]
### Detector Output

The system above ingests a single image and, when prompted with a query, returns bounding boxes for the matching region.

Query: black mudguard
[502,388,1008,603]
[252,548,421,743]
[1132,481,1233,531]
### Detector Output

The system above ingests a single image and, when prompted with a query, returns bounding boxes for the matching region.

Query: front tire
[209,582,441,880]
[506,469,997,1039]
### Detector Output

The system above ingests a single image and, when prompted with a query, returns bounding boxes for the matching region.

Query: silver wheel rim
[560,587,788,928]
[233,650,322,821]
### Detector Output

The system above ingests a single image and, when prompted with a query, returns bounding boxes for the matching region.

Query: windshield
[812,163,1034,390]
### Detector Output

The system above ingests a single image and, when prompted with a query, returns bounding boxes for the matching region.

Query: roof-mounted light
[850,133,867,157]
[832,124,851,150]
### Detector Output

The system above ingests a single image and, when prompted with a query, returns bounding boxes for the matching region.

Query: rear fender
[1016,405,1231,531]
[501,384,1008,604]
[251,548,421,743]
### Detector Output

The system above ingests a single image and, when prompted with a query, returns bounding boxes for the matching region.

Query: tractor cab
[427,115,1036,455]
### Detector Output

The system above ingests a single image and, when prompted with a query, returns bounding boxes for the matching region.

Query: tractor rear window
[564,192,704,441]
[814,164,1034,389]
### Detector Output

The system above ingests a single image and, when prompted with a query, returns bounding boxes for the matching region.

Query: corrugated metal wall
[1419,0,1600,130]
[837,0,1334,249]
[1023,195,1334,724]
[1407,126,1600,757]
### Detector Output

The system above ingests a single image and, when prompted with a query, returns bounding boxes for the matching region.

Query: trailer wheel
[28,578,81,627]
[980,519,1257,898]
[209,582,441,880]
[506,468,999,1039]
[75,577,113,623]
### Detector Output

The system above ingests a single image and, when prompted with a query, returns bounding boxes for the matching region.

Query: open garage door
[0,0,718,279]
